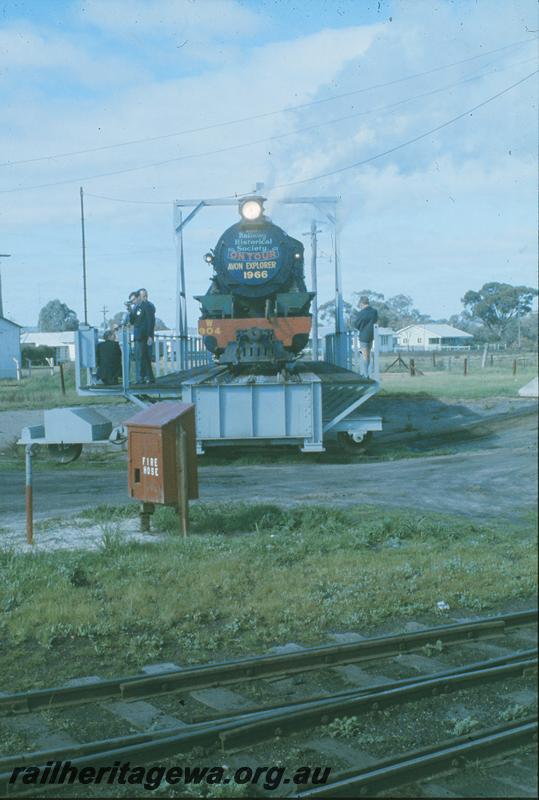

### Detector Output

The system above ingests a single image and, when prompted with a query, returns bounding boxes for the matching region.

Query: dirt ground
[0,398,536,533]
[0,396,535,450]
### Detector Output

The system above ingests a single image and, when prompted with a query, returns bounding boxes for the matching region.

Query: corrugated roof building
[397,323,473,351]
[20,331,76,362]
[0,317,22,379]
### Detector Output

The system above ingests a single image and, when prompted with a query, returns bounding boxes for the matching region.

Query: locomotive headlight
[239,198,264,221]
[204,252,214,264]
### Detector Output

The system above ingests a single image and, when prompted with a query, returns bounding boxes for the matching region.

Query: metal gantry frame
[172,186,347,369]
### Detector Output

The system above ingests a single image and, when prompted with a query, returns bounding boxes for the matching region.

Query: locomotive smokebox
[212,218,300,299]
[195,199,313,366]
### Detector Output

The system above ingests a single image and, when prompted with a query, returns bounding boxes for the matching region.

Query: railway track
[295,718,537,797]
[0,609,536,797]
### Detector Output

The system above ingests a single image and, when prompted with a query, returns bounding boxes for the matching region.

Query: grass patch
[499,703,532,722]
[379,366,537,400]
[32,506,139,531]
[448,717,480,737]
[0,367,123,411]
[155,502,298,534]
[0,441,457,473]
[0,503,536,692]
[78,504,139,524]
[0,444,128,472]
[198,443,457,467]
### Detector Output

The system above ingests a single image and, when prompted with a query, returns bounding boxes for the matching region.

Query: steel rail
[188,646,537,723]
[0,649,533,774]
[0,653,535,796]
[293,717,538,797]
[217,655,538,750]
[0,609,535,714]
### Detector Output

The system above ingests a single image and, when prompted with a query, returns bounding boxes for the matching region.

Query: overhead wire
[0,54,535,195]
[89,65,538,205]
[0,35,536,169]
[265,69,538,191]
[88,63,537,207]
[85,193,171,205]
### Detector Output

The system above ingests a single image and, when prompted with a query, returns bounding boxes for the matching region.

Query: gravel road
[0,413,536,529]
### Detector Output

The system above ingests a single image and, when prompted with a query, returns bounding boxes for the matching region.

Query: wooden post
[80,186,88,325]
[481,343,488,368]
[59,362,66,396]
[432,352,436,367]
[490,354,493,367]
[410,358,416,377]
[463,357,468,376]
[177,425,189,537]
[512,358,517,376]
[140,502,154,532]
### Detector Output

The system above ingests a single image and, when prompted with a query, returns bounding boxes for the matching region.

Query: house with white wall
[397,323,473,351]
[20,331,76,362]
[0,317,22,379]
[377,327,398,352]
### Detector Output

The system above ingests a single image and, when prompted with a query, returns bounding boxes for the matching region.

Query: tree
[317,292,430,331]
[38,300,79,332]
[111,311,126,329]
[21,345,56,366]
[502,312,538,349]
[449,311,495,344]
[351,289,386,306]
[382,294,430,329]
[448,311,490,343]
[462,282,538,342]
[317,298,354,328]
[351,290,430,330]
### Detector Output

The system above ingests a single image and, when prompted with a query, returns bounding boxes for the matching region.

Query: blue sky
[0,0,537,329]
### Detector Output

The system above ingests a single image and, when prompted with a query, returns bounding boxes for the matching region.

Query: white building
[397,323,473,351]
[0,317,22,379]
[377,327,398,352]
[20,331,76,362]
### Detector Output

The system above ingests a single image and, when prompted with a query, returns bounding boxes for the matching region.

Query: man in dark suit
[130,292,154,384]
[138,288,155,384]
[354,296,378,377]
[139,289,156,339]
[96,331,122,385]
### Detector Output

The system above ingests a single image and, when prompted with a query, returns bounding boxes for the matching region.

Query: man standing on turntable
[130,289,155,384]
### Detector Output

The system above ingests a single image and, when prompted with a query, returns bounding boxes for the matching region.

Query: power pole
[303,222,324,360]
[101,305,109,328]
[0,254,11,319]
[302,222,324,360]
[333,207,344,345]
[80,187,88,325]
[310,220,319,360]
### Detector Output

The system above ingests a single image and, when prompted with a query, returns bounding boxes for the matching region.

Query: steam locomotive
[196,197,314,367]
